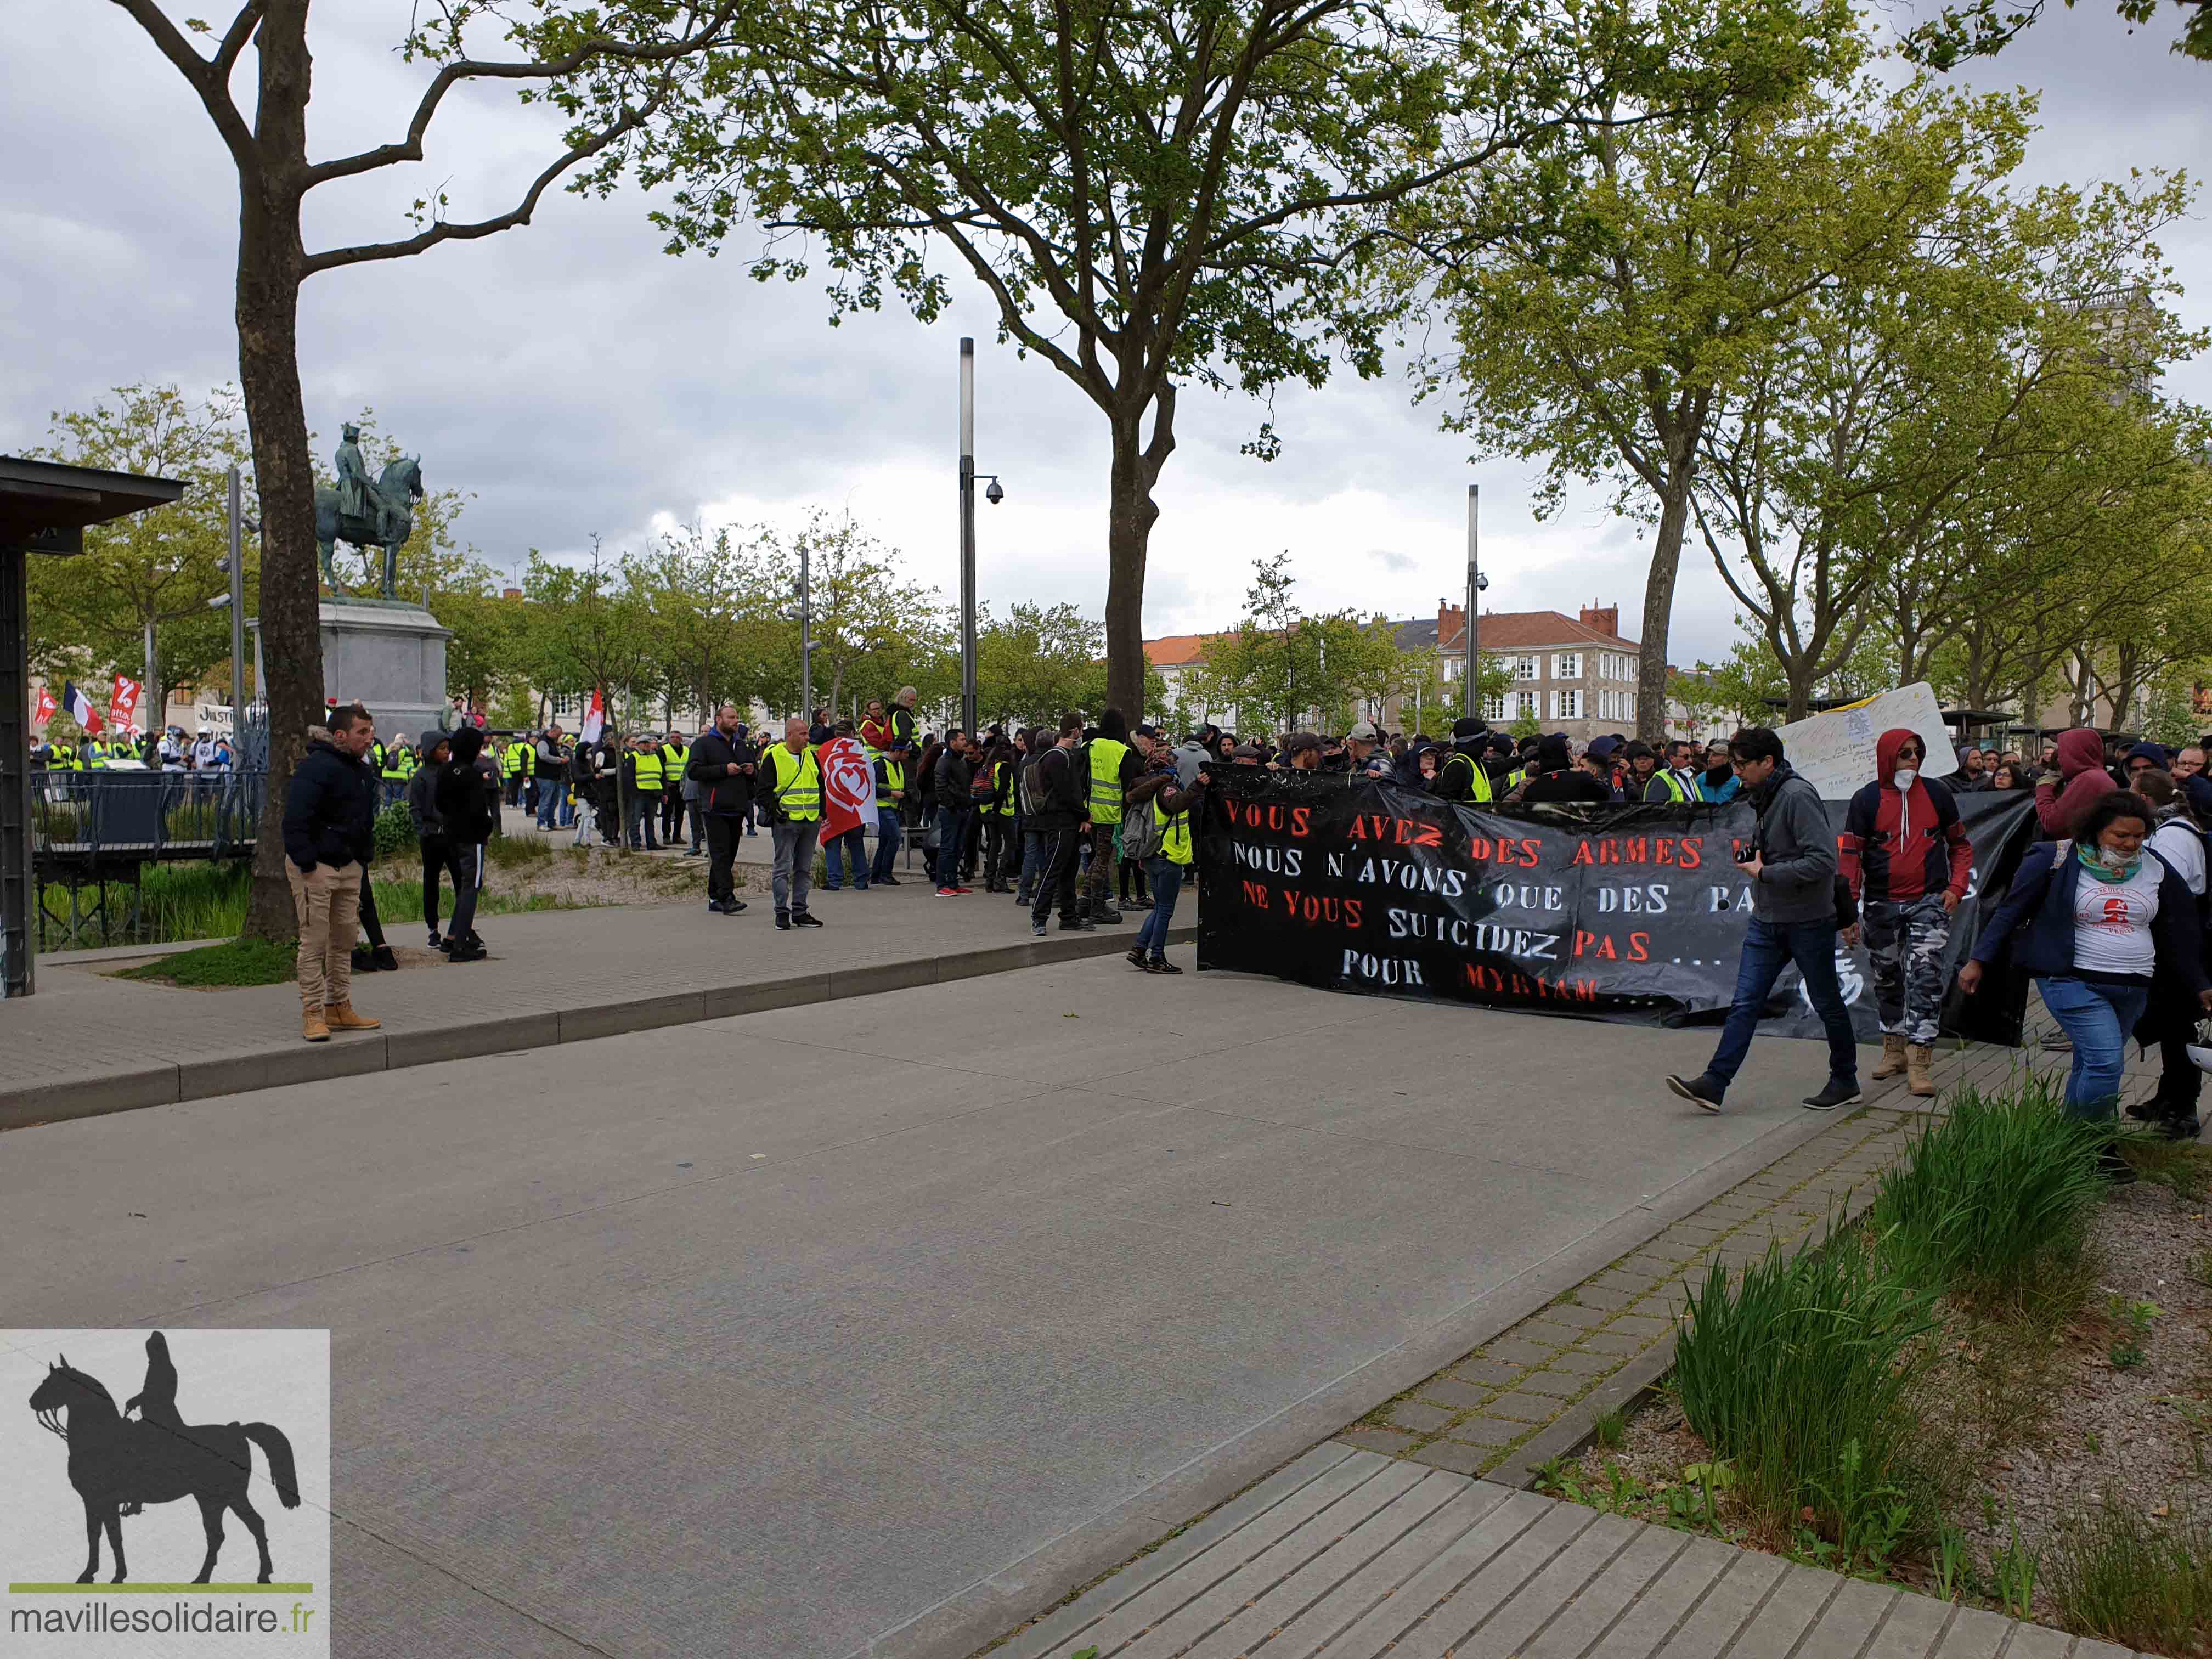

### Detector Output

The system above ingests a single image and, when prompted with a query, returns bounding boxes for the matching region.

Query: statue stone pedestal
[251,600,451,743]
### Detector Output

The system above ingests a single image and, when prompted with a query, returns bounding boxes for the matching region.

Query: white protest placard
[1774,681,1954,800]
[197,703,235,732]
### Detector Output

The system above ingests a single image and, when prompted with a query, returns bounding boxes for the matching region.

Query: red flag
[110,674,142,725]
[33,685,57,726]
[816,734,878,845]
[579,688,605,744]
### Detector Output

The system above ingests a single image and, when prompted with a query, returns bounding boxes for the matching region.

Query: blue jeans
[2037,977,2151,1120]
[1136,856,1186,957]
[1703,915,1858,1099]
[935,806,972,888]
[1017,830,1045,900]
[536,781,561,830]
[822,826,869,889]
[870,809,902,881]
[626,791,659,849]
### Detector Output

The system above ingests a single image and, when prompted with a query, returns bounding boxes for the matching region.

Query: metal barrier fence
[31,769,266,863]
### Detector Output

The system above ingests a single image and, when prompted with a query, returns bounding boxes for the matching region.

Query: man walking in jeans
[281,702,381,1042]
[761,716,824,930]
[1667,727,1860,1113]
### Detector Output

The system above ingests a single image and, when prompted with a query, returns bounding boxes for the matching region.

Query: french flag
[61,681,105,735]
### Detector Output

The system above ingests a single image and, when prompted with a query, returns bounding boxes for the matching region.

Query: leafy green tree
[646,0,1624,718]
[975,602,1105,727]
[1420,0,1899,742]
[1903,0,2210,69]
[758,510,953,720]
[522,543,656,725]
[104,0,742,937]
[635,521,785,724]
[29,383,255,723]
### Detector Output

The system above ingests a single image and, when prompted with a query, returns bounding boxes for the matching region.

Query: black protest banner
[1192,769,2036,1043]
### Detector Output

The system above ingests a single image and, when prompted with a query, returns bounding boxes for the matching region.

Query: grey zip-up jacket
[1748,761,1838,925]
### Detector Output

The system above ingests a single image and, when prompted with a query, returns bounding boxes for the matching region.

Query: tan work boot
[323,1002,381,1032]
[302,1009,330,1043]
[1870,1032,1909,1080]
[1906,1044,1937,1098]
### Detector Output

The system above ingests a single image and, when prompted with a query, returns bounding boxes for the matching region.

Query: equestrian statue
[316,421,424,600]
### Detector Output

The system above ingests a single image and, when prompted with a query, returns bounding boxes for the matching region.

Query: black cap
[1451,715,1487,741]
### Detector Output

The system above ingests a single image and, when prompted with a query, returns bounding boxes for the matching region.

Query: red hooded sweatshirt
[1839,728,1973,904]
[2034,728,2117,838]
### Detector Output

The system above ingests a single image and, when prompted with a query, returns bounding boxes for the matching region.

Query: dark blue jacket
[1970,841,2208,994]
[281,736,377,872]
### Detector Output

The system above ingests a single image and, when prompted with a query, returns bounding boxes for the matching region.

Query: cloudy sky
[3,1,2204,667]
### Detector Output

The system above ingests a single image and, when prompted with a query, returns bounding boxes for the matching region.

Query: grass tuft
[1672,1234,1936,1543]
[117,938,297,988]
[486,834,554,870]
[2044,1499,2212,1653]
[2119,1136,2212,1201]
[1868,1080,2108,1313]
[1591,1407,1627,1450]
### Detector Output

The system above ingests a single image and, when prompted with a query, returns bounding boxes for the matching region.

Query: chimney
[501,586,523,601]
[1438,600,1465,650]
[1579,602,1619,638]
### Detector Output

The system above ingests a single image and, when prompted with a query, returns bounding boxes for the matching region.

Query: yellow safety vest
[662,743,684,785]
[381,749,414,781]
[765,744,821,820]
[1650,769,1689,803]
[52,743,78,771]
[633,749,664,791]
[504,741,529,778]
[1087,737,1128,819]
[84,741,106,768]
[1156,796,1193,866]
[986,759,1015,816]
[1440,751,1493,804]
[876,752,905,802]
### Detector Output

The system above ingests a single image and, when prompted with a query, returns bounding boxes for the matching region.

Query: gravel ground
[1560,1159,2212,1637]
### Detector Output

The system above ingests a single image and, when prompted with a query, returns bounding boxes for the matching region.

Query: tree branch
[108,0,257,170]
[304,5,737,188]
[302,96,654,275]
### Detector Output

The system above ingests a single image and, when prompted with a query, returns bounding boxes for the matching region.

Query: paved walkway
[995,1443,2138,1659]
[1,955,1887,1659]
[3,876,1186,1129]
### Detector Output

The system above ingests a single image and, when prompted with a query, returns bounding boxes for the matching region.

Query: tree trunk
[1103,414,1163,721]
[235,6,318,943]
[1634,478,1692,745]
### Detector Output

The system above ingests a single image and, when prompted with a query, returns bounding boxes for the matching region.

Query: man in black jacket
[686,704,756,915]
[435,725,500,961]
[1026,713,1094,936]
[281,702,381,1041]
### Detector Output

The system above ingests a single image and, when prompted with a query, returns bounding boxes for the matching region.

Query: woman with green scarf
[1959,793,2212,1161]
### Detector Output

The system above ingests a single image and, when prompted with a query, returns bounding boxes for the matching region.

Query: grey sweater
[1748,763,1838,925]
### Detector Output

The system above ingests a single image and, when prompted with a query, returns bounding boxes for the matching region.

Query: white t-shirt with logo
[2071,854,2162,978]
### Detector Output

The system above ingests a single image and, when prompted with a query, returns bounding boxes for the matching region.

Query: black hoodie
[1520,735,1611,804]
[435,726,499,845]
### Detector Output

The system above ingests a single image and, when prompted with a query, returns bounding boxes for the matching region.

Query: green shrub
[1869,1080,2108,1311]
[1672,1236,1936,1544]
[2045,1500,2212,1652]
[372,801,415,859]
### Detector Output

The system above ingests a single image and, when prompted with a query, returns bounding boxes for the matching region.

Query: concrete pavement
[2,877,1187,1130]
[0,947,1873,1658]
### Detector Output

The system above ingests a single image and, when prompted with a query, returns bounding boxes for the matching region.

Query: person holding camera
[1666,727,1860,1115]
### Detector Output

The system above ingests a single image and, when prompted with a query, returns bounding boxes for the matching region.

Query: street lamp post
[1463,484,1482,719]
[956,336,1006,738]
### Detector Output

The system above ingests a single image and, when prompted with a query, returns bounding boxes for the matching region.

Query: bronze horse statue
[315,454,422,600]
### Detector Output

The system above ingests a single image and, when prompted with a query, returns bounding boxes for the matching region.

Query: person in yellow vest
[502,735,530,809]
[869,739,905,886]
[623,732,664,850]
[659,732,689,847]
[1122,746,1209,974]
[761,716,822,929]
[1081,708,1141,924]
[83,736,109,769]
[974,729,1019,893]
[1435,716,1496,806]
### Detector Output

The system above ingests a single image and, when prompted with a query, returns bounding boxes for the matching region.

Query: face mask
[2096,844,2135,872]
[1892,768,1918,791]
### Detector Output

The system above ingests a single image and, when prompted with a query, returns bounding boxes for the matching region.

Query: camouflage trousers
[1863,893,1951,1045]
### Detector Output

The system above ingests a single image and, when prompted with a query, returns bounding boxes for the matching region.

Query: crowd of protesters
[238,681,2212,1158]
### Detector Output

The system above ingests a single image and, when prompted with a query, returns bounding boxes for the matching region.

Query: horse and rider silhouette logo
[25,1333,302,1586]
